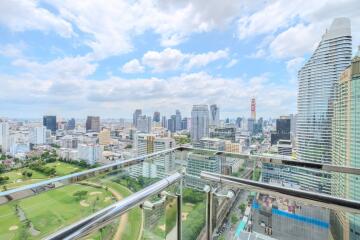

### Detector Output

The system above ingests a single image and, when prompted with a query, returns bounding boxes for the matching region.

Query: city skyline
[0,1,360,118]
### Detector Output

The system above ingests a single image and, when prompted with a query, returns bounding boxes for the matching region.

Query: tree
[231,213,239,224]
[73,190,88,200]
[239,203,246,214]
[0,164,5,173]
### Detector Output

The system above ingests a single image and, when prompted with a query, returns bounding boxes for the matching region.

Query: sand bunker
[89,191,102,196]
[158,224,166,231]
[80,200,90,207]
[16,173,21,176]
[104,197,112,202]
[182,212,189,220]
[57,163,61,166]
[9,225,18,231]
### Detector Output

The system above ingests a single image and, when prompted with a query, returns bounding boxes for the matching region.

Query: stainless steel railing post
[206,189,214,240]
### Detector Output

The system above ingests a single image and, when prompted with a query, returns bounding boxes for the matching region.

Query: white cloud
[237,0,360,59]
[12,56,97,80]
[269,24,319,59]
[142,48,185,72]
[226,59,238,68]
[286,57,305,82]
[140,48,228,72]
[121,59,144,74]
[0,0,73,38]
[0,43,25,58]
[185,49,228,70]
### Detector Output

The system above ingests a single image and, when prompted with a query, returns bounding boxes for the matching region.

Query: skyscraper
[168,115,176,133]
[133,109,142,127]
[297,18,352,164]
[209,104,220,127]
[43,115,57,134]
[86,116,100,132]
[0,122,9,153]
[153,111,160,123]
[137,115,152,133]
[67,118,76,130]
[175,110,182,131]
[191,105,209,142]
[161,116,167,128]
[270,117,291,145]
[331,48,360,240]
[251,98,256,120]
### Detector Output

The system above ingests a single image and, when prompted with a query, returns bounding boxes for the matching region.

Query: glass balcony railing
[1,146,360,240]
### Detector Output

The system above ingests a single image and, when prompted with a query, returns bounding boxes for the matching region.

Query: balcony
[0,147,359,240]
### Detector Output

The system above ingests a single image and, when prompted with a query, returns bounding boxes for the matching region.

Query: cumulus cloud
[185,49,228,70]
[0,0,73,38]
[121,59,144,74]
[225,59,238,68]
[142,48,185,72]
[237,0,360,59]
[12,56,97,80]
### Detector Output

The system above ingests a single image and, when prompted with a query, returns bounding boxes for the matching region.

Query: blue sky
[0,0,359,119]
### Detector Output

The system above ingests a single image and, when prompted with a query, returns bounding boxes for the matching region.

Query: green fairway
[100,180,142,240]
[1,168,47,190]
[0,184,113,239]
[45,162,84,176]
[0,204,22,240]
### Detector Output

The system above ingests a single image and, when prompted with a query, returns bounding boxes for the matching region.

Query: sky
[0,0,360,119]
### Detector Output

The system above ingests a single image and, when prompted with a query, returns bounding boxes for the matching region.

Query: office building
[251,98,256,120]
[133,109,142,127]
[297,18,352,164]
[175,110,182,131]
[0,122,9,153]
[168,115,176,133]
[130,134,175,178]
[78,144,101,165]
[153,111,160,123]
[210,126,236,142]
[181,118,189,130]
[277,139,292,156]
[43,115,57,133]
[235,117,242,128]
[247,118,254,134]
[29,126,46,145]
[191,105,209,142]
[271,117,291,145]
[67,118,76,130]
[209,104,220,127]
[86,116,100,132]
[99,128,111,145]
[137,115,152,133]
[331,50,360,240]
[161,116,167,128]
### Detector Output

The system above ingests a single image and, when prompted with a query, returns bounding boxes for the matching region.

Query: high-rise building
[86,116,100,132]
[181,118,188,130]
[161,116,167,128]
[137,115,152,133]
[331,49,360,240]
[210,126,236,142]
[0,122,9,153]
[235,117,242,128]
[251,98,256,120]
[67,118,76,130]
[78,144,102,165]
[175,110,182,131]
[29,126,46,145]
[99,128,111,145]
[297,18,352,165]
[191,105,209,142]
[133,109,142,127]
[43,115,57,133]
[209,104,220,127]
[153,111,160,123]
[130,134,175,178]
[270,117,291,145]
[168,115,176,133]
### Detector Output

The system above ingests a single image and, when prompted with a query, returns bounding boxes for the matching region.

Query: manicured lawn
[1,168,47,190]
[0,204,22,240]
[100,180,142,240]
[0,184,113,239]
[45,162,84,176]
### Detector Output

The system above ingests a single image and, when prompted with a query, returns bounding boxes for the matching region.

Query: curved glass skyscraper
[297,18,352,164]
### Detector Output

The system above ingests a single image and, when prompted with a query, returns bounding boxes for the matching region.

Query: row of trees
[29,162,56,176]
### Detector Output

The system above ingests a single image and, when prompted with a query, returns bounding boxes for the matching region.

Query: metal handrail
[0,147,177,204]
[44,172,183,240]
[179,146,360,175]
[2,146,360,204]
[200,171,360,214]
